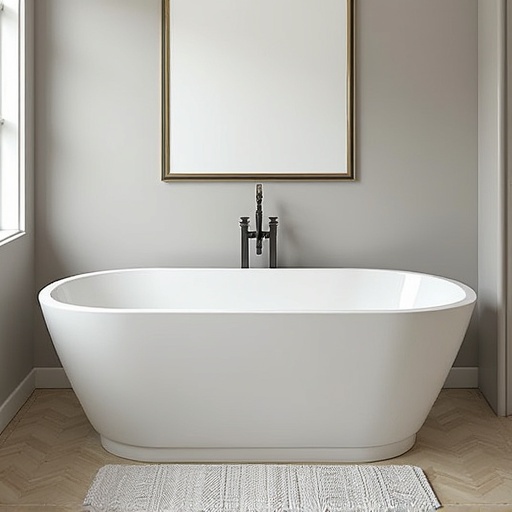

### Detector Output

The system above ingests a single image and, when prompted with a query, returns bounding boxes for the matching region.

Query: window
[0,0,24,245]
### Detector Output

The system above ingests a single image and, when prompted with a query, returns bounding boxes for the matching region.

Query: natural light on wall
[0,0,24,245]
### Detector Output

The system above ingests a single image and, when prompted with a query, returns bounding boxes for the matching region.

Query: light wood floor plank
[0,389,510,508]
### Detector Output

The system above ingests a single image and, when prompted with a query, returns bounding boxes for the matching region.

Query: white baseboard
[0,368,71,434]
[35,367,71,388]
[32,367,477,390]
[0,370,35,433]
[31,367,477,390]
[0,366,478,437]
[443,367,478,388]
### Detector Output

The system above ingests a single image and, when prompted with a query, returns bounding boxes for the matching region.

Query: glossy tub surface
[39,268,476,462]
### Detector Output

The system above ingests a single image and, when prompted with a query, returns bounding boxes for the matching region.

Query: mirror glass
[162,0,354,181]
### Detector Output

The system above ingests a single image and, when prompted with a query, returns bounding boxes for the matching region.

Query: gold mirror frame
[161,0,355,181]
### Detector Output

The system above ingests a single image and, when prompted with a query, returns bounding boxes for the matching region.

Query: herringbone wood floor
[0,389,510,511]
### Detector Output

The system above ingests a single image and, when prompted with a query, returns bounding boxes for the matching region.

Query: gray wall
[0,1,34,405]
[0,238,34,404]
[477,0,507,415]
[34,0,479,367]
[508,0,512,416]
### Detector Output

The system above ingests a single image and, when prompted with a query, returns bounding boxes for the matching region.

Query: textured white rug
[83,464,441,512]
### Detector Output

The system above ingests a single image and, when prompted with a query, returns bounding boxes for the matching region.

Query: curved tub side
[39,295,475,463]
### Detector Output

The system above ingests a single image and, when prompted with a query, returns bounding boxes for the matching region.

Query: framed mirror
[162,0,355,181]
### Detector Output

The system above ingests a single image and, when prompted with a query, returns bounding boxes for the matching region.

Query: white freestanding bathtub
[39,268,476,463]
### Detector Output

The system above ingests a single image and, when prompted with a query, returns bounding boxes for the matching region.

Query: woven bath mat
[83,464,440,512]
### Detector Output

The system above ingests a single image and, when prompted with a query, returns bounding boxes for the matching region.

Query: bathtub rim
[38,267,477,315]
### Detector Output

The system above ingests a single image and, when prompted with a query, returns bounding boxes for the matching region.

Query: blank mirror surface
[162,0,355,181]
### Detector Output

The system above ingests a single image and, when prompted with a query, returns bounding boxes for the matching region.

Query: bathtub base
[100,435,416,463]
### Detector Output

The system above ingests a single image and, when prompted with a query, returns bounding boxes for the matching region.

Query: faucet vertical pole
[255,184,263,255]
[269,216,278,268]
[240,217,250,268]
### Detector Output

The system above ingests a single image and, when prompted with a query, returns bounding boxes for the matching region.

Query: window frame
[0,0,25,246]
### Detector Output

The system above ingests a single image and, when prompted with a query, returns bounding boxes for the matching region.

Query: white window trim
[0,0,25,246]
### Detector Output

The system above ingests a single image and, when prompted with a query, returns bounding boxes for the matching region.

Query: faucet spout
[255,184,264,255]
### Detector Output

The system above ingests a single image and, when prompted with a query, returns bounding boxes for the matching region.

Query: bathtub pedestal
[100,435,416,463]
